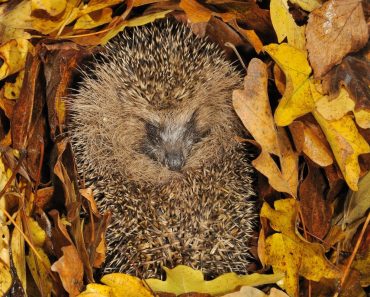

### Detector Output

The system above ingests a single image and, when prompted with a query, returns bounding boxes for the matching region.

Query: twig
[339,212,370,292]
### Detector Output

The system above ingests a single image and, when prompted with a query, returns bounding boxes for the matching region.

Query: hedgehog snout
[164,150,185,171]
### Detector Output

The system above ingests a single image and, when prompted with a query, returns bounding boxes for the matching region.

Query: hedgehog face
[141,111,208,171]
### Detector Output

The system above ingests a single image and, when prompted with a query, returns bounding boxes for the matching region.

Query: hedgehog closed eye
[69,19,256,279]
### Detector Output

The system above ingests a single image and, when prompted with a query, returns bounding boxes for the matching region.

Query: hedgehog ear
[188,109,199,127]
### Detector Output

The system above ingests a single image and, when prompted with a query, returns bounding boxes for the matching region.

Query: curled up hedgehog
[69,19,256,279]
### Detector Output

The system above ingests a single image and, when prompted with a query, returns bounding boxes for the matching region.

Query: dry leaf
[289,120,333,167]
[221,286,289,297]
[313,112,370,190]
[31,0,67,17]
[10,212,26,291]
[315,87,355,121]
[42,43,92,139]
[233,58,279,155]
[0,261,12,295]
[26,247,52,297]
[260,199,342,297]
[233,58,298,197]
[289,0,321,12]
[299,160,332,239]
[322,54,370,129]
[270,0,306,50]
[11,48,44,151]
[51,245,84,297]
[3,70,24,100]
[264,43,315,126]
[146,265,283,296]
[0,39,31,80]
[74,8,113,30]
[179,0,235,23]
[306,0,368,78]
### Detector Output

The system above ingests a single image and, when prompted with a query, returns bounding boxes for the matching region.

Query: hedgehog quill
[69,20,256,278]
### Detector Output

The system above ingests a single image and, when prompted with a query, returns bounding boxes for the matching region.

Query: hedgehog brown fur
[69,20,256,278]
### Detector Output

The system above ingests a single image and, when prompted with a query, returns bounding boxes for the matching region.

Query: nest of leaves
[0,0,369,297]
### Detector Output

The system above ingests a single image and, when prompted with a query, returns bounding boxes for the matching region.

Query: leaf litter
[0,0,369,296]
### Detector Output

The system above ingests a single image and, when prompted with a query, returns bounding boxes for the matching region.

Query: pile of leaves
[0,0,369,296]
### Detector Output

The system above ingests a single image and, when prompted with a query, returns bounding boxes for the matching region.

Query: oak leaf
[233,58,298,197]
[260,199,342,297]
[51,245,84,297]
[322,54,370,129]
[264,43,316,126]
[313,112,370,190]
[270,0,306,50]
[146,265,283,296]
[78,273,154,297]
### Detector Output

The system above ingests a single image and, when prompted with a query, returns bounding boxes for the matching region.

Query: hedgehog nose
[165,151,184,171]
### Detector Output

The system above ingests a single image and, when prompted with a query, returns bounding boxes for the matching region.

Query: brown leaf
[233,58,298,197]
[11,49,44,151]
[42,43,93,140]
[289,120,333,167]
[179,0,235,23]
[35,187,54,209]
[299,160,333,239]
[210,1,274,43]
[322,52,370,123]
[48,210,73,258]
[24,115,45,181]
[51,245,83,297]
[306,0,368,78]
[233,58,280,155]
[52,138,94,282]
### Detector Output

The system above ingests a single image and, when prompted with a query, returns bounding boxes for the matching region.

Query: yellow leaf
[74,8,112,30]
[315,87,370,129]
[27,217,46,247]
[4,70,24,100]
[31,1,80,35]
[100,10,172,45]
[99,273,153,297]
[353,249,370,287]
[11,212,26,291]
[0,1,33,31]
[270,0,306,50]
[261,199,342,297]
[26,247,52,297]
[313,112,370,190]
[264,43,317,126]
[0,261,12,295]
[146,265,283,296]
[77,284,113,297]
[0,27,31,44]
[315,87,355,121]
[79,0,123,15]
[31,0,67,17]
[0,39,31,80]
[354,109,370,129]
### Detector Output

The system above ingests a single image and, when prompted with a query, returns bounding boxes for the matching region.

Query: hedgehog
[68,20,256,279]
